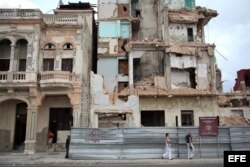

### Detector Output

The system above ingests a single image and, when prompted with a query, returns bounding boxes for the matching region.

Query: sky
[0,0,249,92]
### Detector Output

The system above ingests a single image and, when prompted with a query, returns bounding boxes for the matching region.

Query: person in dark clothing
[186,132,194,159]
[65,135,70,159]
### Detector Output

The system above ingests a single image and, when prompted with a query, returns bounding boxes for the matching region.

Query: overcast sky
[0,0,249,92]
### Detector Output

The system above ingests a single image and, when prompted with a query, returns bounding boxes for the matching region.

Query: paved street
[0,164,223,167]
[0,153,223,167]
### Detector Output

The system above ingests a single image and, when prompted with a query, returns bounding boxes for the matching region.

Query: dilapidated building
[93,0,250,128]
[0,2,96,153]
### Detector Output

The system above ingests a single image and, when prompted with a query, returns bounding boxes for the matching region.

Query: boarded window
[18,59,26,71]
[0,59,10,71]
[181,110,194,126]
[187,28,194,42]
[141,111,165,127]
[118,59,128,75]
[118,82,128,93]
[43,58,54,71]
[98,113,127,128]
[61,58,73,72]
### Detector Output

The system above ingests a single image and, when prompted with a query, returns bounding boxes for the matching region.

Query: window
[0,59,10,71]
[118,59,128,75]
[61,58,73,72]
[245,74,250,87]
[187,28,194,42]
[141,111,165,127]
[43,58,54,71]
[45,43,55,50]
[18,59,26,71]
[181,110,194,126]
[63,43,73,50]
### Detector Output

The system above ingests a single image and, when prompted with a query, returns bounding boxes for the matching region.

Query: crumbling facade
[0,2,96,153]
[94,0,250,128]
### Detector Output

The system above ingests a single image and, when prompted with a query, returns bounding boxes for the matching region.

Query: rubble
[220,116,250,126]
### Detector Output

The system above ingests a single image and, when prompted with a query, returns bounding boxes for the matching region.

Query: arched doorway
[13,103,27,150]
[0,99,28,151]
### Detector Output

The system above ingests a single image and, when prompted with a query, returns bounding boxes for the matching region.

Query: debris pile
[220,116,250,126]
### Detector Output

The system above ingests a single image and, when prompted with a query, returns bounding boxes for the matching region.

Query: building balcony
[43,14,84,25]
[0,72,37,88]
[39,71,80,88]
[0,9,42,18]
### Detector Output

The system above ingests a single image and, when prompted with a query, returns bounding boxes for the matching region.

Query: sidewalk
[0,152,223,165]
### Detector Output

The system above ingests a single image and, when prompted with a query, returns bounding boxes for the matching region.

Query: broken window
[231,110,244,117]
[61,58,73,72]
[141,111,165,127]
[118,59,128,75]
[18,59,26,71]
[181,110,194,126]
[118,82,128,93]
[118,4,129,17]
[45,43,55,50]
[63,43,73,50]
[0,59,10,71]
[171,68,197,89]
[98,113,127,128]
[43,58,54,71]
[187,28,194,42]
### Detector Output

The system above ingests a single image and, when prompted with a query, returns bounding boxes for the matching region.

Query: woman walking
[162,133,172,160]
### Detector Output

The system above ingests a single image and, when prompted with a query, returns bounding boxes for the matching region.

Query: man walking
[186,132,194,159]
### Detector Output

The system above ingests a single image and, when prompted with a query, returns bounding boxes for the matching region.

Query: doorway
[13,103,27,150]
[49,108,73,143]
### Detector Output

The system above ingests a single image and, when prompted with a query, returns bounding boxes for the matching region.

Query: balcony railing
[0,72,8,82]
[0,72,36,84]
[43,14,83,25]
[0,9,42,18]
[40,71,80,84]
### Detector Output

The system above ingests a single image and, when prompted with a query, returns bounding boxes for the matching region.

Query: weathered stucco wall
[140,96,219,127]
[169,23,197,43]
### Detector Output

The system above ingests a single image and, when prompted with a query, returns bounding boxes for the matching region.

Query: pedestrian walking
[65,135,71,159]
[186,132,194,159]
[162,133,172,160]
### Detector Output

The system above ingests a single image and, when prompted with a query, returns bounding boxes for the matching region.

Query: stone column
[164,53,171,89]
[73,105,81,127]
[128,52,134,93]
[24,106,38,154]
[7,44,16,82]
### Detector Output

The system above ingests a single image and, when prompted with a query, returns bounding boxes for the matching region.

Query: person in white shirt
[162,133,173,160]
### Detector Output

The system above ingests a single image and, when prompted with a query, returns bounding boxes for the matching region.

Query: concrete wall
[169,23,197,43]
[138,0,158,39]
[36,96,72,151]
[97,57,118,93]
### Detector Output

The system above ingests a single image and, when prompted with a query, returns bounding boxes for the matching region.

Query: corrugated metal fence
[69,126,250,159]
